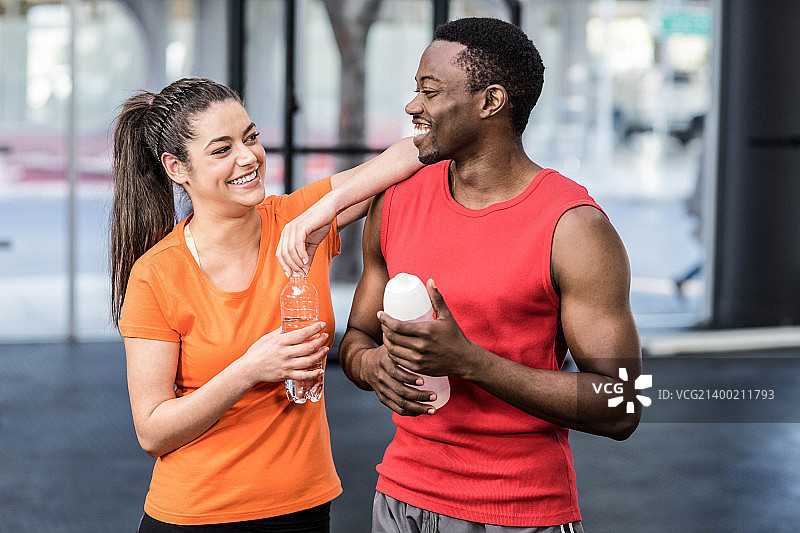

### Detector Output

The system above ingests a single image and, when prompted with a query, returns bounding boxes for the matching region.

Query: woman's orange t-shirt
[119,178,342,525]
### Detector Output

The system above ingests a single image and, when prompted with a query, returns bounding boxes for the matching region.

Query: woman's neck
[186,206,262,253]
[184,206,263,291]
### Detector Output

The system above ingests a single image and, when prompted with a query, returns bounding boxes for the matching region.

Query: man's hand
[358,345,438,416]
[378,279,477,383]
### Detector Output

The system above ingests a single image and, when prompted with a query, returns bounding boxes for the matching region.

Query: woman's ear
[480,84,508,119]
[161,153,188,185]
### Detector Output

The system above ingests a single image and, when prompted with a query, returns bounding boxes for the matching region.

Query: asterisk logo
[608,368,652,413]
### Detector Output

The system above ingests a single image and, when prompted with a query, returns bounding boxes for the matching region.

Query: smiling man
[338,17,642,533]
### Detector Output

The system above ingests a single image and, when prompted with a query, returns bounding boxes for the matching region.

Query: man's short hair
[434,17,545,138]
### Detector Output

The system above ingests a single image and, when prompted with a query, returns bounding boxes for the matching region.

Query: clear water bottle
[383,273,450,410]
[281,273,324,403]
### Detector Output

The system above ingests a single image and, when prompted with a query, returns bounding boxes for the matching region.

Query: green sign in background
[662,12,712,35]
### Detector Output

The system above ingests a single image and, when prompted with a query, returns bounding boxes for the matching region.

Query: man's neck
[448,142,542,210]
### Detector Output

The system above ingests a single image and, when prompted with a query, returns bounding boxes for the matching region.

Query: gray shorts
[372,492,585,533]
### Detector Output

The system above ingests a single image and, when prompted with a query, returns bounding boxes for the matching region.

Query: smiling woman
[161,102,268,225]
[108,77,422,532]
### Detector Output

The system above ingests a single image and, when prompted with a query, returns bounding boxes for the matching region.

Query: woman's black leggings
[137,502,330,533]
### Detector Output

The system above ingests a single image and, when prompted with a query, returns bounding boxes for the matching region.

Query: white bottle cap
[383,273,433,321]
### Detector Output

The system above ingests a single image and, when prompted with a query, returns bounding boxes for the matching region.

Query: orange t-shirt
[119,178,342,525]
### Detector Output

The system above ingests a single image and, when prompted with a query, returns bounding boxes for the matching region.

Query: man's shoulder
[557,203,609,229]
[538,168,589,194]
[533,169,601,214]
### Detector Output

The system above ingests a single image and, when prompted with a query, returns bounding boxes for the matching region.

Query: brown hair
[109,78,240,324]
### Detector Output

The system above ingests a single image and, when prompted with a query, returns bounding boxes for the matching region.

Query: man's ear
[480,84,508,119]
[161,152,188,185]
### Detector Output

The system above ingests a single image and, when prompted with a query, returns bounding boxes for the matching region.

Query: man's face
[405,40,482,165]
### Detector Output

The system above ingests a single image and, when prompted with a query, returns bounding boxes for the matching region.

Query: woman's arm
[276,137,422,276]
[125,322,328,457]
[328,137,421,227]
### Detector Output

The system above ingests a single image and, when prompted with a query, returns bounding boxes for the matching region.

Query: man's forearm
[338,327,379,391]
[461,343,639,440]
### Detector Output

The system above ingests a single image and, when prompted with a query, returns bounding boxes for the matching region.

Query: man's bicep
[553,206,641,376]
[562,295,641,379]
[346,194,389,344]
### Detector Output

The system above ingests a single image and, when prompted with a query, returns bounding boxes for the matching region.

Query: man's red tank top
[376,160,603,527]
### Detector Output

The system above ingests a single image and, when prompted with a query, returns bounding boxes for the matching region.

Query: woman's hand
[276,137,422,276]
[276,197,337,277]
[239,322,329,385]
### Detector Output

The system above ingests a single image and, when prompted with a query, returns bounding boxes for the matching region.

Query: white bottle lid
[383,273,433,321]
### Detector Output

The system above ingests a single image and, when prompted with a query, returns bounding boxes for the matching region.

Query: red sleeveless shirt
[376,160,603,526]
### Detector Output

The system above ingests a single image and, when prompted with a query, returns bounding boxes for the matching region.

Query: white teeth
[229,170,257,185]
[414,123,430,136]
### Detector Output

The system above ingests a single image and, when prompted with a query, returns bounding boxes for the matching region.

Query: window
[0,0,716,340]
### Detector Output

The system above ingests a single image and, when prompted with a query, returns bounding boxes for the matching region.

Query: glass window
[244,0,285,150]
[365,1,433,146]
[450,0,512,20]
[0,0,211,340]
[287,0,433,177]
[0,0,718,341]
[522,0,714,328]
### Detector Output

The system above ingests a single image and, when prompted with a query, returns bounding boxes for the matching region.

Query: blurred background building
[1,0,747,342]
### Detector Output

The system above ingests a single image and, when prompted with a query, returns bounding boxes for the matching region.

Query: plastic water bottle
[383,273,450,410]
[281,273,324,403]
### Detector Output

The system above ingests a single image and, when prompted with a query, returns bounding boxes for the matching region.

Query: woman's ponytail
[109,92,175,325]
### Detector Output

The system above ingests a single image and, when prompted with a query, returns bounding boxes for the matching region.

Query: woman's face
[178,99,267,214]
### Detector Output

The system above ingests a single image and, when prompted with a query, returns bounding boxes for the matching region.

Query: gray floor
[1,341,799,532]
